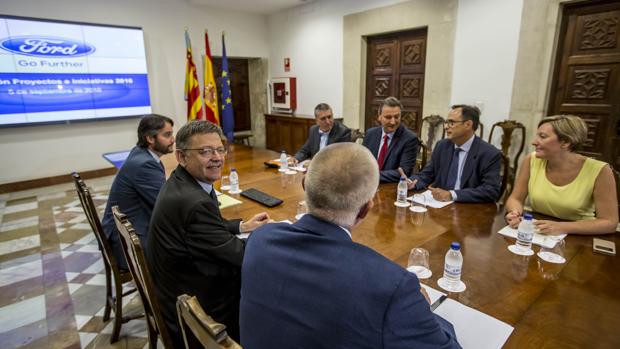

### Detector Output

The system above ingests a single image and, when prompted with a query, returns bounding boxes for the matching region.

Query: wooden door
[365,28,427,132]
[548,0,620,172]
[213,58,252,131]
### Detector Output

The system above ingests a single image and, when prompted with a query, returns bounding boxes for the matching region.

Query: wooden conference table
[162,144,619,348]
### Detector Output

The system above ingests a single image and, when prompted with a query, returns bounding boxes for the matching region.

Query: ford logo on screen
[0,36,96,57]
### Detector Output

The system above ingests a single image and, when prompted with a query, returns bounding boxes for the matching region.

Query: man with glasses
[147,121,270,347]
[363,96,419,182]
[406,104,501,203]
[294,102,351,162]
[101,114,174,269]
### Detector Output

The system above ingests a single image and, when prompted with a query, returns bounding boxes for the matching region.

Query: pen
[430,295,448,312]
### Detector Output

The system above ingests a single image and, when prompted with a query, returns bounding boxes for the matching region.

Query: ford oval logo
[0,36,96,57]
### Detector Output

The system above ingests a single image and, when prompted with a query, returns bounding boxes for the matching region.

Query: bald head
[305,143,379,228]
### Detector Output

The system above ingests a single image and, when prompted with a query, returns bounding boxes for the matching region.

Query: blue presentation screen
[0,15,152,127]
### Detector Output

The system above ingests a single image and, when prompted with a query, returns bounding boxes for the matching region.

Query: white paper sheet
[422,285,514,349]
[408,190,453,208]
[497,225,566,248]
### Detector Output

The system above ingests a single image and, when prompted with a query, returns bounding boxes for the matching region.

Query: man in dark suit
[407,104,501,203]
[101,114,174,269]
[240,142,460,349]
[147,121,270,347]
[363,96,419,182]
[294,102,351,162]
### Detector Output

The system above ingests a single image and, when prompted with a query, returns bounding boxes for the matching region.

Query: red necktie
[377,135,389,170]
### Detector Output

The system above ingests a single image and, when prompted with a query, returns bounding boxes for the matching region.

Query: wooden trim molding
[0,167,117,194]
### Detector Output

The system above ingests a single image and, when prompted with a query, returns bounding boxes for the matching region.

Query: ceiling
[187,0,316,15]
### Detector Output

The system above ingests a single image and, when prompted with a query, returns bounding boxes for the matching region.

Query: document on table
[216,193,242,209]
[408,190,453,208]
[421,284,514,349]
[497,225,566,248]
[269,158,307,172]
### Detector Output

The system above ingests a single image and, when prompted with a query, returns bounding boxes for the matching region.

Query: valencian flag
[184,30,203,121]
[203,30,220,125]
[220,33,234,141]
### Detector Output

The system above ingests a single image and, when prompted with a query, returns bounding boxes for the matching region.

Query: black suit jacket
[412,137,502,203]
[363,124,419,182]
[147,165,244,346]
[295,121,351,161]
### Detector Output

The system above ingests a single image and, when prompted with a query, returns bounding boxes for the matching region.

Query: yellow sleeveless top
[528,152,606,221]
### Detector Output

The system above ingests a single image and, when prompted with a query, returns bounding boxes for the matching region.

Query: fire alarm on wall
[284,57,290,72]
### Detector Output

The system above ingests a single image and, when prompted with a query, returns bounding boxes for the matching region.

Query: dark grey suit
[101,146,165,269]
[147,165,244,347]
[363,124,419,183]
[294,121,351,161]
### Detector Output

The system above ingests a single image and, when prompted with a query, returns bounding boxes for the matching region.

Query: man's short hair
[136,114,174,147]
[175,121,225,151]
[378,96,403,114]
[451,104,481,131]
[314,103,332,118]
[305,143,379,227]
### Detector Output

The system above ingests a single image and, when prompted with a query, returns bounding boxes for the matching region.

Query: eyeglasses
[182,147,227,157]
[445,120,466,127]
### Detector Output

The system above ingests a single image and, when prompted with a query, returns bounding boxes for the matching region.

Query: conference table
[162,144,619,348]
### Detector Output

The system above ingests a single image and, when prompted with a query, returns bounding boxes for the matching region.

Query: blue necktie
[446,147,462,190]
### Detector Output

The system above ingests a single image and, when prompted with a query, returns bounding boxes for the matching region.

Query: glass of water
[220,176,230,191]
[537,239,566,264]
[407,248,432,279]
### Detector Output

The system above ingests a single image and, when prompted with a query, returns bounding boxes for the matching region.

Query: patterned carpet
[0,186,150,349]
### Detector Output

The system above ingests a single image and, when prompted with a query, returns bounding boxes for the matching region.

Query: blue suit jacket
[363,124,419,183]
[412,137,502,203]
[295,122,351,162]
[240,214,461,349]
[101,146,165,256]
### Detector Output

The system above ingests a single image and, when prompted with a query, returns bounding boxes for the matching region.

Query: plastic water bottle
[516,213,534,251]
[397,176,408,204]
[443,242,463,287]
[229,168,239,193]
[279,150,288,172]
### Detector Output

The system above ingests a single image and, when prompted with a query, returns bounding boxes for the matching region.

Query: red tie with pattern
[377,135,389,170]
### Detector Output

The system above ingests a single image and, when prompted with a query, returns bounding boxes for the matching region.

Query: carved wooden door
[365,28,427,132]
[548,0,620,174]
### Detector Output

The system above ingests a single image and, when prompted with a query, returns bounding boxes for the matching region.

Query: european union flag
[220,34,234,142]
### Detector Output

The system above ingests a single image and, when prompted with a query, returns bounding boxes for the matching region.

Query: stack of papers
[421,284,514,349]
[408,190,453,208]
[216,193,243,209]
[496,225,566,248]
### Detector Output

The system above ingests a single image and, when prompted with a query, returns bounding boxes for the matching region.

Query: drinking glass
[407,248,432,279]
[295,201,308,220]
[409,194,427,225]
[537,239,566,264]
[220,176,230,191]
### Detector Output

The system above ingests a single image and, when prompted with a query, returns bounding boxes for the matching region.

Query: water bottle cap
[231,168,236,172]
[400,176,405,181]
[450,242,460,250]
[523,213,533,220]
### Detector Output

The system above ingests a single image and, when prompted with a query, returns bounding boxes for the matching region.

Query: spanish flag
[184,30,203,121]
[203,30,220,125]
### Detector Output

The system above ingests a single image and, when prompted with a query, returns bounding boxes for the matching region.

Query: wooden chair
[350,128,365,144]
[177,295,242,349]
[233,131,253,146]
[488,120,526,200]
[71,173,140,343]
[112,206,174,349]
[417,115,446,171]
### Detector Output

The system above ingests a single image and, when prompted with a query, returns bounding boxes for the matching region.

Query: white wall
[0,0,268,184]
[450,0,524,127]
[267,0,408,117]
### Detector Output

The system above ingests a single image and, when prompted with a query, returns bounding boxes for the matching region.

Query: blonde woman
[505,115,618,235]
